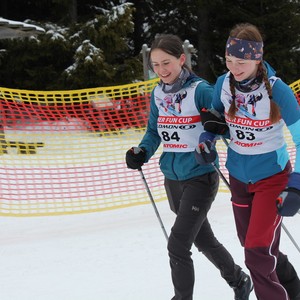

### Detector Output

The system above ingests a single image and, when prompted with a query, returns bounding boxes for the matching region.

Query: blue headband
[225,37,263,61]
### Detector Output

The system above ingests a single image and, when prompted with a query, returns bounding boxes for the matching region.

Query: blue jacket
[139,74,217,181]
[212,62,300,184]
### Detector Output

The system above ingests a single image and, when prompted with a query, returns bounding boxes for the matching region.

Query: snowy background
[0,192,299,300]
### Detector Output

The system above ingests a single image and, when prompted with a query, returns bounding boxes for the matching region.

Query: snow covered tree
[0,2,143,89]
[62,2,143,88]
[133,0,300,84]
[0,0,298,88]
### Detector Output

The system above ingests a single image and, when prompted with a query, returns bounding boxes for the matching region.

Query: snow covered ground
[0,192,299,300]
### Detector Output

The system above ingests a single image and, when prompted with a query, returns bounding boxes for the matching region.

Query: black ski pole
[211,162,300,254]
[138,168,168,241]
[282,224,300,253]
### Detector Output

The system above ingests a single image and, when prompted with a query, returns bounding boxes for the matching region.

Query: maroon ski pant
[229,163,300,300]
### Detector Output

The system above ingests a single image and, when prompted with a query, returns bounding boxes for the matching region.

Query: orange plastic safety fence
[0,79,161,216]
[290,79,300,106]
[0,78,298,216]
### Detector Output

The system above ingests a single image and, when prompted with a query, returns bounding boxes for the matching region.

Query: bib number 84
[161,131,180,141]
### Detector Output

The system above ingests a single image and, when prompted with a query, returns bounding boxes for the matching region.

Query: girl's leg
[277,252,300,300]
[194,218,243,287]
[230,171,289,300]
[165,172,219,300]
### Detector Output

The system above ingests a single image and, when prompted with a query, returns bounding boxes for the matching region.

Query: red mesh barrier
[0,78,298,216]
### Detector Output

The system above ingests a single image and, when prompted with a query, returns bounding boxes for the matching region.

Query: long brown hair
[148,34,192,72]
[227,23,281,124]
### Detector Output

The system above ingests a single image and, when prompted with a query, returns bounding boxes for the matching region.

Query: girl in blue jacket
[198,23,300,300]
[126,34,252,300]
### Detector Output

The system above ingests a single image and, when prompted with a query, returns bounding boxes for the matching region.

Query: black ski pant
[165,172,243,300]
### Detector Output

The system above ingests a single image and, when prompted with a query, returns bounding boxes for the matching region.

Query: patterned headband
[225,37,263,61]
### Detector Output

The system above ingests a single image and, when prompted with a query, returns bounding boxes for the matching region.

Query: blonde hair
[227,23,281,124]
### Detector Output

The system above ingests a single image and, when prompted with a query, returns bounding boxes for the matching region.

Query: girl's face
[150,49,185,84]
[225,56,260,82]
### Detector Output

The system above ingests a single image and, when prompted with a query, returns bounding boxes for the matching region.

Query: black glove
[277,172,300,216]
[194,132,217,165]
[125,147,146,170]
[200,108,228,135]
